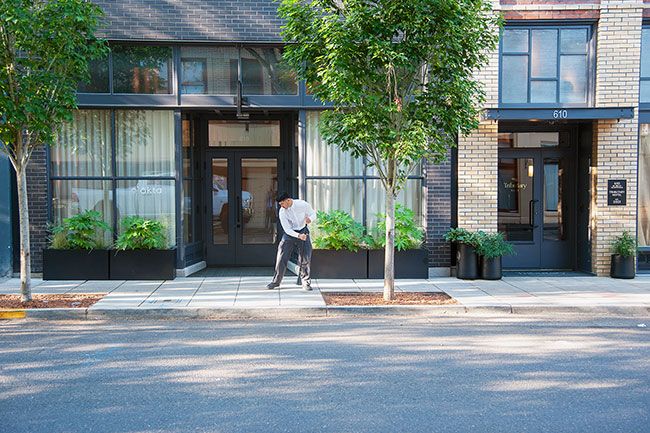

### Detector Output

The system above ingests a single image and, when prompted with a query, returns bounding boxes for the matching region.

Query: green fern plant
[312,210,365,251]
[49,210,110,250]
[369,205,425,251]
[476,231,515,259]
[115,216,167,250]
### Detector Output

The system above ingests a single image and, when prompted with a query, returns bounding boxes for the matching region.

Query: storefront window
[500,26,591,105]
[306,179,364,222]
[306,111,363,176]
[639,124,650,246]
[116,179,176,247]
[53,110,112,177]
[112,45,173,94]
[208,120,280,147]
[53,109,177,247]
[115,110,175,177]
[304,111,424,228]
[51,180,113,245]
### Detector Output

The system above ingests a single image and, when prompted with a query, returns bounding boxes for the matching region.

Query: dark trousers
[271,227,312,286]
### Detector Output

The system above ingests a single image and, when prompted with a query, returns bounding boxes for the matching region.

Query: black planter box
[610,254,635,279]
[43,249,110,280]
[311,249,368,279]
[480,256,502,280]
[456,243,479,280]
[110,249,176,280]
[367,248,429,279]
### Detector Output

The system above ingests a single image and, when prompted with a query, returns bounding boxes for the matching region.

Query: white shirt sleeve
[306,202,317,223]
[279,208,300,238]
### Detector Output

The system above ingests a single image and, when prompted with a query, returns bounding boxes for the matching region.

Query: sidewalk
[1,275,650,318]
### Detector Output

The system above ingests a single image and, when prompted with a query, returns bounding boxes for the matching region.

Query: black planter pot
[43,249,110,280]
[481,256,502,280]
[110,249,176,280]
[310,249,367,279]
[610,254,635,279]
[456,243,479,280]
[367,248,429,279]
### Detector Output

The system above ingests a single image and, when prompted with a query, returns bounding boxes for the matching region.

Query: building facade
[13,0,650,277]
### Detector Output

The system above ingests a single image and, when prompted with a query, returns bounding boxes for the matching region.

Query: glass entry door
[206,151,281,265]
[498,147,575,269]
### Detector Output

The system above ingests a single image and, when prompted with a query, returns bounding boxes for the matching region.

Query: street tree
[0,0,107,301]
[279,0,501,300]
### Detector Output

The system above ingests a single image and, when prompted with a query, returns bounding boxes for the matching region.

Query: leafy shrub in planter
[312,210,365,251]
[44,210,111,280]
[111,217,174,280]
[476,231,515,259]
[115,216,167,250]
[445,227,481,280]
[610,231,637,279]
[369,205,424,251]
[611,231,637,257]
[444,227,480,248]
[49,210,110,250]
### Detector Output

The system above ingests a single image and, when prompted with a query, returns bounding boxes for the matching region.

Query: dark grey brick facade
[26,146,48,273]
[425,158,452,268]
[93,0,284,42]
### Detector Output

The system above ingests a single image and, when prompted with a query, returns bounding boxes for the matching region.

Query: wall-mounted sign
[608,179,626,206]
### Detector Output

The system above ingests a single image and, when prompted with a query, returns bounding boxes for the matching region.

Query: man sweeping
[266,193,316,291]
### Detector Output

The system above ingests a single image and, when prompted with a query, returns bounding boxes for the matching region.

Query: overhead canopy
[484,107,634,121]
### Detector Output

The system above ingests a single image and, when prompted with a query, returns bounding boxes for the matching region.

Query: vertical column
[426,157,451,271]
[456,16,500,233]
[592,1,642,276]
[26,146,48,274]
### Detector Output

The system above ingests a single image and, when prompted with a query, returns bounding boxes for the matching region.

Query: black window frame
[499,22,596,108]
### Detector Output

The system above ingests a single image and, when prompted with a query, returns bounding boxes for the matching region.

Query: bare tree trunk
[383,189,396,301]
[16,165,32,302]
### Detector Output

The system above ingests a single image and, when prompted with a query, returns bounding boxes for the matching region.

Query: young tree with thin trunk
[279,0,501,300]
[0,0,107,302]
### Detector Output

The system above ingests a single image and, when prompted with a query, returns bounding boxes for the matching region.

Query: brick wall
[456,8,500,233]
[592,1,643,275]
[26,146,48,273]
[92,0,283,42]
[425,158,451,267]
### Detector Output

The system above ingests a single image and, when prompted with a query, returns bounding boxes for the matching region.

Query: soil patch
[323,292,456,306]
[0,294,105,309]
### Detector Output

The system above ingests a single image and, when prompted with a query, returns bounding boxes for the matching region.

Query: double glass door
[205,151,282,265]
[498,134,575,269]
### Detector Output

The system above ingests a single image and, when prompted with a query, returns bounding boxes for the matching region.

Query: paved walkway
[1,275,650,316]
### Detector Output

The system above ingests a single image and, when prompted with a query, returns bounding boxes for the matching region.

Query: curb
[2,304,649,320]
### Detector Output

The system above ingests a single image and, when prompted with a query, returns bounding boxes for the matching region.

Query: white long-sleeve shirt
[278,199,317,238]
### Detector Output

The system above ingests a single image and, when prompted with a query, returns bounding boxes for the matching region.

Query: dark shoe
[302,284,312,292]
[266,283,280,290]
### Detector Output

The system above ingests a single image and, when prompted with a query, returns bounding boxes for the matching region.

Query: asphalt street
[0,316,648,433]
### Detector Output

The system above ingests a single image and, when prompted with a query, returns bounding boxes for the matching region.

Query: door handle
[529,199,539,228]
[237,196,242,226]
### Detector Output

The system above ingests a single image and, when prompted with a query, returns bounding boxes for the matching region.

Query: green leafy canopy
[278,0,502,193]
[0,0,108,165]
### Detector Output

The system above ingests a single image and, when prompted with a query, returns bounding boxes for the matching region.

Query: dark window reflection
[112,45,172,94]
[78,58,109,93]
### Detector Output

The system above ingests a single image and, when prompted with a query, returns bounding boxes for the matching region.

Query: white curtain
[366,179,423,228]
[306,111,363,176]
[54,110,111,177]
[115,110,175,177]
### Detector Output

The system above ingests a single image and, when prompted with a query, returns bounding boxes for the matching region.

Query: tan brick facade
[592,1,643,275]
[458,0,645,274]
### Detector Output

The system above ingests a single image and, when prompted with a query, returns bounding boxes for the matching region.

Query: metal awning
[484,107,634,121]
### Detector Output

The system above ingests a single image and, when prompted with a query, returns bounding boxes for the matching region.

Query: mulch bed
[0,294,105,309]
[323,292,457,306]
